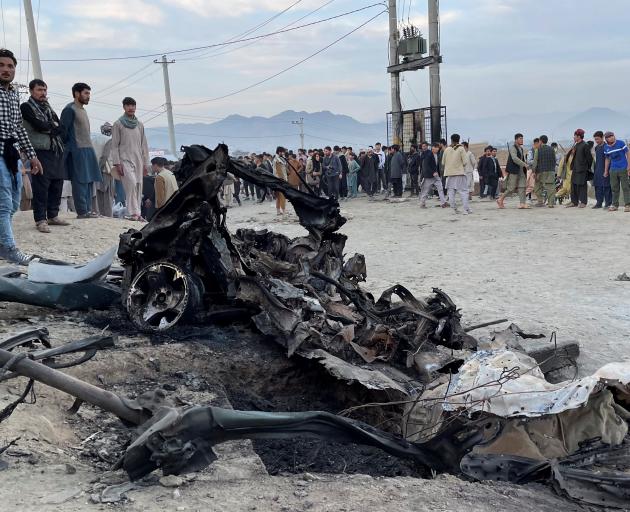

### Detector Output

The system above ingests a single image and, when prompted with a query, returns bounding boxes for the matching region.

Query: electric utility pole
[428,0,442,143]
[154,55,177,158]
[23,0,43,80]
[292,117,305,149]
[388,0,402,145]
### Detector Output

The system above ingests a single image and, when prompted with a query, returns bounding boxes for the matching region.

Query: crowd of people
[229,129,630,216]
[1,46,629,267]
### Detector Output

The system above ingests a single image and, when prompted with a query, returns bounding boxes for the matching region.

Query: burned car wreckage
[1,144,629,507]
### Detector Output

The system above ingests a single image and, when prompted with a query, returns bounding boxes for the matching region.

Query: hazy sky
[3,0,629,129]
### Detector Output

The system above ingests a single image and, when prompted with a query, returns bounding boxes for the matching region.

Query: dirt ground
[0,191,628,511]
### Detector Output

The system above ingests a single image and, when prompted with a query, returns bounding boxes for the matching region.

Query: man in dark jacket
[477,146,491,198]
[418,142,447,208]
[335,145,349,198]
[388,145,406,197]
[407,144,421,196]
[21,79,69,232]
[532,135,557,207]
[323,146,341,200]
[568,128,593,208]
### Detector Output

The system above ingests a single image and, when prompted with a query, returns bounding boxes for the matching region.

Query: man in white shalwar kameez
[110,97,149,221]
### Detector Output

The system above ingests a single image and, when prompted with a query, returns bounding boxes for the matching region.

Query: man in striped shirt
[0,49,43,265]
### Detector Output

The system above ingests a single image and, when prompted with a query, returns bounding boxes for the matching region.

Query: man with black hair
[388,144,406,197]
[334,145,349,198]
[477,146,492,198]
[462,141,476,200]
[497,133,528,209]
[419,142,447,208]
[592,131,612,209]
[0,49,42,264]
[21,78,69,233]
[60,83,101,219]
[487,147,501,199]
[568,128,592,208]
[532,135,557,207]
[374,142,386,193]
[323,145,342,200]
[442,134,471,214]
[111,97,149,221]
[407,144,421,196]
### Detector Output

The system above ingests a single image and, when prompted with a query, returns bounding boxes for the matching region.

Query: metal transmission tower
[23,0,43,80]
[386,0,444,144]
[154,55,177,158]
[292,117,305,149]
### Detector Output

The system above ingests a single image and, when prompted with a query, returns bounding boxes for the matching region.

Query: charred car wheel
[125,262,203,331]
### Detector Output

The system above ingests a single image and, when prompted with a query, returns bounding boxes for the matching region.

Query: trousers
[31,172,64,223]
[391,177,403,197]
[0,157,22,248]
[533,171,556,205]
[570,183,588,205]
[409,174,419,195]
[594,186,612,207]
[71,180,94,215]
[347,173,358,197]
[275,191,286,212]
[327,175,340,199]
[419,176,445,205]
[502,172,527,203]
[446,175,470,211]
[609,171,630,207]
[119,163,143,217]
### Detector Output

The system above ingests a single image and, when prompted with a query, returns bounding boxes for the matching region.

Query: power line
[96,62,154,94]
[180,0,336,62]
[98,67,161,98]
[35,4,384,62]
[174,9,387,107]
[181,0,305,61]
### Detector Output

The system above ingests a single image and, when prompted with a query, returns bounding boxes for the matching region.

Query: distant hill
[449,107,630,146]
[145,110,387,153]
[145,108,630,153]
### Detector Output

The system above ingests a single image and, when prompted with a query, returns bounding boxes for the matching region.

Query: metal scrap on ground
[0,143,629,508]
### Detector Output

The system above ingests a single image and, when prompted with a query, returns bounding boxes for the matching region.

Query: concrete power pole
[155,55,177,158]
[292,117,305,149]
[428,0,441,143]
[388,0,402,145]
[23,0,43,80]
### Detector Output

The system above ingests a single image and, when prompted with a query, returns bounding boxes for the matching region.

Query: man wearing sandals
[497,133,528,209]
[603,131,630,212]
[60,83,102,219]
[567,128,592,208]
[111,97,149,222]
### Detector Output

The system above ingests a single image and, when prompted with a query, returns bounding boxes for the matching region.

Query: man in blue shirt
[603,131,630,212]
[592,131,612,209]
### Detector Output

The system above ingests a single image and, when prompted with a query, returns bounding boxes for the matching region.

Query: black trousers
[327,175,340,199]
[486,177,498,199]
[340,171,348,197]
[409,173,419,195]
[31,173,64,223]
[571,183,587,205]
[391,177,403,197]
[479,176,486,197]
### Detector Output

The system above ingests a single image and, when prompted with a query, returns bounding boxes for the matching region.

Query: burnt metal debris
[0,143,629,508]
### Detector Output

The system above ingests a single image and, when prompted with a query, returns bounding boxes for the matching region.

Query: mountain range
[145,107,630,153]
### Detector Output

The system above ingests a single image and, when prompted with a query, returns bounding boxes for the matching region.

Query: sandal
[609,206,618,212]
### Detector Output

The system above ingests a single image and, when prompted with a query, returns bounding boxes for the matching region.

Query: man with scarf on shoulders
[60,83,101,219]
[272,146,288,215]
[111,97,149,221]
[0,49,43,265]
[21,79,69,233]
